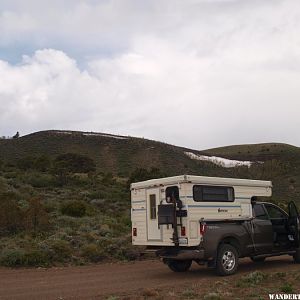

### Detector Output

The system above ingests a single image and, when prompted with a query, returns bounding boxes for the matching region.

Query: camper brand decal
[207,225,219,230]
[218,208,228,213]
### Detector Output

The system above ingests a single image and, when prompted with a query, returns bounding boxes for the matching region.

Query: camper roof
[131,175,272,190]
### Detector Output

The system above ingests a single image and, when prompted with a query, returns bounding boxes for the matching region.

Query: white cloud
[0,0,300,149]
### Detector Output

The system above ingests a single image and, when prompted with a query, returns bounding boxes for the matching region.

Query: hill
[0,130,209,176]
[0,130,300,267]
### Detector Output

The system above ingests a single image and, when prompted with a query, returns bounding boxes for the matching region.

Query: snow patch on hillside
[185,152,253,168]
[55,131,128,140]
[82,133,128,140]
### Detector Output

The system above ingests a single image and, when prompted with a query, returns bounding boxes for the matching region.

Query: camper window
[193,185,234,202]
[150,194,156,219]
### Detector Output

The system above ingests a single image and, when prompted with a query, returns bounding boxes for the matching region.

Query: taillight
[181,226,186,236]
[133,228,137,236]
[200,223,206,235]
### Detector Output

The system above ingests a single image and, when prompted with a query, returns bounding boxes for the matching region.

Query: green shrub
[17,156,35,171]
[24,198,50,233]
[34,155,52,172]
[22,248,49,266]
[81,244,105,262]
[55,153,96,174]
[43,240,72,262]
[61,200,87,217]
[281,283,293,293]
[203,292,221,300]
[182,288,197,299]
[0,248,26,266]
[0,247,49,267]
[26,173,55,188]
[236,271,267,287]
[0,193,23,234]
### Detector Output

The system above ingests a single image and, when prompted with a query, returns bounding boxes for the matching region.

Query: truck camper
[131,175,300,275]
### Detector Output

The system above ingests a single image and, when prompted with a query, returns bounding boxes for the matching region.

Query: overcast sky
[0,0,300,150]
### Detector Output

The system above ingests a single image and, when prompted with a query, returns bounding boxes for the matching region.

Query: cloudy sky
[0,0,300,150]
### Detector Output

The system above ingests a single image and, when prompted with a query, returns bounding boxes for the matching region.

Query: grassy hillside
[0,130,207,176]
[0,130,300,267]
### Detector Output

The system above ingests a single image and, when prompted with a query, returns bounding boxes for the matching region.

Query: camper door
[146,188,161,240]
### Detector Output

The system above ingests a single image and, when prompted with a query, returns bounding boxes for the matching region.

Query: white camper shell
[131,175,272,247]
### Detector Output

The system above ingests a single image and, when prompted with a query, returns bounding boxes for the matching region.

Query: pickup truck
[156,201,300,275]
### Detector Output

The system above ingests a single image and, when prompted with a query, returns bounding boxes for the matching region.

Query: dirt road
[0,256,298,300]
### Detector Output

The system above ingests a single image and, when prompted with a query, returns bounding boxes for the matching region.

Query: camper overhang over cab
[131,175,272,247]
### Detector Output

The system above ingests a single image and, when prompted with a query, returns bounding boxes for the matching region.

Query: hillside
[1,130,300,205]
[0,130,210,176]
[0,130,300,267]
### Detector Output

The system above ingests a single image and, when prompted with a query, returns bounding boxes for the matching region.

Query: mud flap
[207,258,216,268]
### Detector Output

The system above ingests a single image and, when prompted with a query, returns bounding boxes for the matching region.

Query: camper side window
[193,185,234,202]
[150,194,156,219]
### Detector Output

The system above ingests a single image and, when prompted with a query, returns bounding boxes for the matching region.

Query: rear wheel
[250,256,266,263]
[216,244,238,276]
[166,259,192,272]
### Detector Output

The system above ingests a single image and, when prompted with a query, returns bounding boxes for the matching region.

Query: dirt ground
[0,256,299,300]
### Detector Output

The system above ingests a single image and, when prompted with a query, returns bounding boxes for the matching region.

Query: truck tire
[166,259,192,272]
[216,244,238,276]
[293,248,300,263]
[250,256,266,263]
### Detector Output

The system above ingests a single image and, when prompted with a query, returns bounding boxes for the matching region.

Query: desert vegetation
[0,153,142,267]
[0,131,300,267]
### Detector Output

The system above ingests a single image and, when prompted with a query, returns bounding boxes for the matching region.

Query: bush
[34,155,52,172]
[26,173,55,188]
[236,271,267,287]
[0,248,25,266]
[0,247,49,267]
[17,156,35,171]
[55,153,96,174]
[203,292,221,300]
[22,248,49,266]
[281,283,293,293]
[43,240,72,263]
[23,198,50,233]
[81,244,105,262]
[0,193,23,234]
[61,200,87,217]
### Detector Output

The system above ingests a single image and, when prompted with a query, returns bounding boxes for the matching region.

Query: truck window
[265,205,286,219]
[193,185,234,202]
[253,204,268,220]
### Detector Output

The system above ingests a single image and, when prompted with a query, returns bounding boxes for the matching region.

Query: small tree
[24,198,49,234]
[13,132,20,139]
[0,193,23,235]
[52,160,69,186]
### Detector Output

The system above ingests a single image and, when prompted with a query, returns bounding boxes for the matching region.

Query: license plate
[179,237,188,245]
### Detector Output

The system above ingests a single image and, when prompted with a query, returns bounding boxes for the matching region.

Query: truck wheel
[216,244,238,276]
[167,259,192,272]
[293,248,300,263]
[250,256,266,263]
